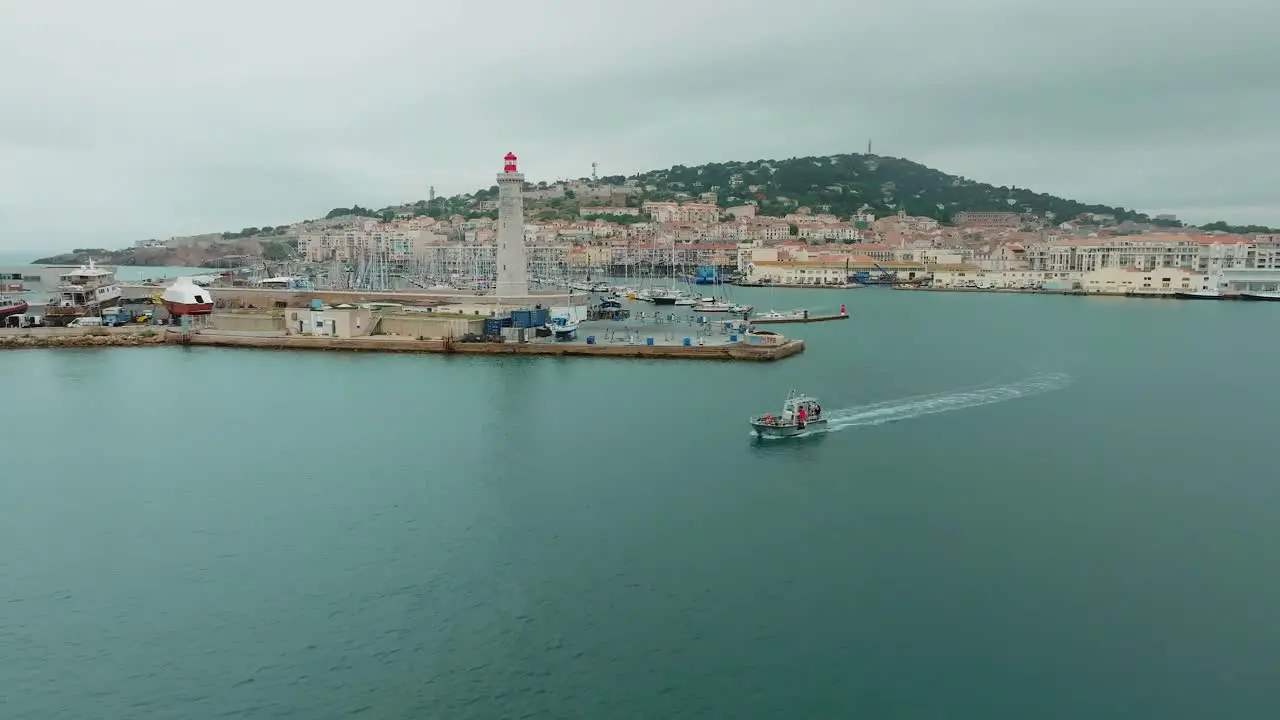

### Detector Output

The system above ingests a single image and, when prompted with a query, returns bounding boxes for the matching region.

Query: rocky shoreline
[0,330,168,349]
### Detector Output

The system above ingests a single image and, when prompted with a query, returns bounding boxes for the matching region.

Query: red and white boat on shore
[160,277,214,316]
[0,294,29,323]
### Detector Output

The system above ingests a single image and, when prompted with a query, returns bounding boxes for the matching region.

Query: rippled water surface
[4,288,1280,718]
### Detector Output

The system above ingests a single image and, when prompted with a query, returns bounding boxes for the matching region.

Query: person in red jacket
[797,405,807,428]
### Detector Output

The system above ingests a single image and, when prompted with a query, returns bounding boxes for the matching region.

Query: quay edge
[0,326,804,361]
[183,332,805,361]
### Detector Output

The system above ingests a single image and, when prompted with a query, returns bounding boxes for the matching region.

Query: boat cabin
[782,393,821,420]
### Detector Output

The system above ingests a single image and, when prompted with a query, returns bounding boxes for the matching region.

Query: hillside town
[261,176,1280,295]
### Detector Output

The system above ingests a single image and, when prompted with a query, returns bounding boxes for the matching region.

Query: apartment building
[642,201,720,224]
[954,211,1022,228]
[297,221,449,261]
[1021,234,1272,273]
[797,222,859,242]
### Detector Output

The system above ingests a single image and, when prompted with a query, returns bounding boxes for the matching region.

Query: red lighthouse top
[503,152,517,173]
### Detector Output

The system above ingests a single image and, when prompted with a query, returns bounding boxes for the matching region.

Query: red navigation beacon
[503,152,517,173]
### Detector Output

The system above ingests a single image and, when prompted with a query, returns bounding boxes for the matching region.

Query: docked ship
[1173,289,1224,300]
[44,260,122,326]
[1238,291,1280,302]
[160,277,215,316]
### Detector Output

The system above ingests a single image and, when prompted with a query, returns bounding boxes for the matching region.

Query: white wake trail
[811,372,1071,434]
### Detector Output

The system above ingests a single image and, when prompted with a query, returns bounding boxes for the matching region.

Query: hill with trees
[359,152,1274,230]
[627,154,1148,224]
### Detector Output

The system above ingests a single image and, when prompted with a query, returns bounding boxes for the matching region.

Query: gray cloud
[1,0,1277,250]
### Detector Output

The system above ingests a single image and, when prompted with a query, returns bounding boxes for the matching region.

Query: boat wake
[753,373,1071,438]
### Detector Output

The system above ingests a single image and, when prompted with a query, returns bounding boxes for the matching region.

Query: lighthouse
[494,151,529,299]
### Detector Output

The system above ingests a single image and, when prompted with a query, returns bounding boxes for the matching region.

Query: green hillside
[341,152,1275,232]
[630,154,1146,223]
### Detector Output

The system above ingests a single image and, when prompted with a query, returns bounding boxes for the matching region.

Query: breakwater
[0,325,802,361]
[0,327,167,349]
[187,332,804,361]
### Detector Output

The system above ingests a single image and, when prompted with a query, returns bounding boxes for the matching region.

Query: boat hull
[651,297,678,305]
[751,313,849,324]
[1174,292,1224,300]
[751,418,828,437]
[0,300,29,320]
[162,300,214,316]
[1239,292,1280,301]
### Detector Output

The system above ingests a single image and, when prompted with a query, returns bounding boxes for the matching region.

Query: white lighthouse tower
[494,151,529,300]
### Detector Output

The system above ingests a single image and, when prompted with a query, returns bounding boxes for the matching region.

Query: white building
[1022,233,1279,274]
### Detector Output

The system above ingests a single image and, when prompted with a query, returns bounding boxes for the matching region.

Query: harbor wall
[0,323,803,360]
[378,315,485,339]
[183,333,804,360]
[209,313,286,332]
[120,285,578,310]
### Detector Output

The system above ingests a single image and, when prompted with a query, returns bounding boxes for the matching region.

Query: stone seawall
[1,326,804,361]
[0,327,168,349]
[185,333,804,361]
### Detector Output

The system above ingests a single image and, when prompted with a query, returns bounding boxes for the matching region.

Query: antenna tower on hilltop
[591,161,598,181]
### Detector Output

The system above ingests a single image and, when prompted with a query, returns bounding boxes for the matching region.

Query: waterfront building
[1020,233,1273,274]
[744,249,928,285]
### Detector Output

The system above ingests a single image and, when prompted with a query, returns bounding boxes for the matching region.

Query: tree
[564,189,576,199]
[261,241,292,261]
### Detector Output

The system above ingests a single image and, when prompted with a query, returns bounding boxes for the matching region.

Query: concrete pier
[0,322,804,361]
[183,332,804,360]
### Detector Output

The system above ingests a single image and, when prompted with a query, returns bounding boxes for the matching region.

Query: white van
[68,317,104,328]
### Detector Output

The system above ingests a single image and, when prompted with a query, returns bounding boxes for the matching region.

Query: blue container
[586,335,596,345]
[510,309,533,328]
[729,334,738,342]
[483,318,504,336]
[645,337,654,346]
[532,308,548,326]
[309,298,322,310]
[682,338,692,346]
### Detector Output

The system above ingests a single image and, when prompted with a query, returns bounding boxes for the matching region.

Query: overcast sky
[1,0,1276,250]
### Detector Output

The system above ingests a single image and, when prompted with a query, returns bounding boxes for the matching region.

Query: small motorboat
[750,390,827,438]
